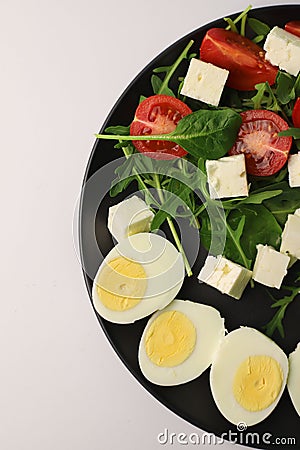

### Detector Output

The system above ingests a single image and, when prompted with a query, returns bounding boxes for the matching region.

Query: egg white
[288,342,300,416]
[209,327,289,426]
[92,233,184,324]
[138,299,225,386]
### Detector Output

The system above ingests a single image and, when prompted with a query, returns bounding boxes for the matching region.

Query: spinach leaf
[105,125,130,135]
[228,204,282,263]
[279,128,300,139]
[97,109,242,159]
[263,181,300,225]
[247,18,270,37]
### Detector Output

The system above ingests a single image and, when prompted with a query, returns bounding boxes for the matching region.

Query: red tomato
[200,28,278,91]
[130,95,192,159]
[228,110,292,176]
[292,98,300,128]
[285,21,300,38]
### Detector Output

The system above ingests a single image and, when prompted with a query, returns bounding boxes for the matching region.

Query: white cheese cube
[180,58,229,106]
[295,208,300,218]
[264,26,300,76]
[288,152,300,188]
[280,213,300,260]
[206,154,249,199]
[107,195,154,242]
[198,255,252,300]
[252,244,290,289]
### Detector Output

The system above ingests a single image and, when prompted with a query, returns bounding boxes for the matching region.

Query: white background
[1,1,297,449]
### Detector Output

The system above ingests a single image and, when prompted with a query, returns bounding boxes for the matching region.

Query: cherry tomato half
[285,21,300,38]
[200,28,278,91]
[130,94,192,159]
[228,110,292,176]
[292,98,300,128]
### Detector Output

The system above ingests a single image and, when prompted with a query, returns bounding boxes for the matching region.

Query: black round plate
[79,6,300,449]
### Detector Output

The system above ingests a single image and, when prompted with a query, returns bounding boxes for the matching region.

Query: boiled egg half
[210,327,288,426]
[138,299,225,386]
[92,232,184,324]
[287,342,300,416]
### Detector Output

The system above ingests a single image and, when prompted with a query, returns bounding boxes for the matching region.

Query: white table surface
[1,1,297,449]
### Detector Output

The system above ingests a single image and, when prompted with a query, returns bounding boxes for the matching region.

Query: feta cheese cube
[206,154,249,199]
[288,152,300,188]
[180,58,229,106]
[198,255,252,300]
[107,195,154,242]
[264,26,300,76]
[252,244,289,289]
[280,213,300,260]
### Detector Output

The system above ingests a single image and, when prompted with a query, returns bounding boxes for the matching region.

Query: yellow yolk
[97,256,147,311]
[145,311,196,367]
[233,355,283,412]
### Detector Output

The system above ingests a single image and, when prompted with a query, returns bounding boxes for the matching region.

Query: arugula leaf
[96,109,242,159]
[263,284,300,338]
[151,74,175,97]
[151,39,194,97]
[246,82,281,112]
[279,128,300,139]
[222,189,283,209]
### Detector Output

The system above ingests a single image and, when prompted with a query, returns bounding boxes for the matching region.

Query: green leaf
[252,35,265,44]
[156,40,194,97]
[226,204,282,264]
[279,127,300,139]
[151,74,163,95]
[275,71,296,105]
[150,210,168,231]
[105,125,130,135]
[263,181,300,225]
[247,82,281,112]
[248,17,270,36]
[96,108,242,160]
[236,190,283,205]
[263,284,300,337]
[167,109,242,158]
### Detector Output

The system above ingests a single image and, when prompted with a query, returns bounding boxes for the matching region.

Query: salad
[89,5,300,434]
[96,7,300,339]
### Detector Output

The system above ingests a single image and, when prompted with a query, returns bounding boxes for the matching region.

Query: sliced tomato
[292,97,300,128]
[130,94,192,159]
[285,21,300,38]
[200,28,278,91]
[228,110,292,176]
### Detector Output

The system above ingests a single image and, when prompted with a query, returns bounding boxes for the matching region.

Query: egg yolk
[233,355,283,412]
[145,311,196,367]
[96,256,147,311]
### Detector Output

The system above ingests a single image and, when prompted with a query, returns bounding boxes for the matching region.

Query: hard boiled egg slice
[138,300,225,386]
[287,342,300,416]
[210,327,288,426]
[92,233,184,324]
